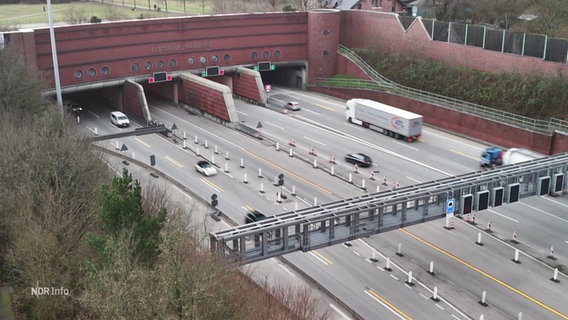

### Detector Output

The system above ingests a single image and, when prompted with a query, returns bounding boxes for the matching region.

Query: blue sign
[446,199,455,216]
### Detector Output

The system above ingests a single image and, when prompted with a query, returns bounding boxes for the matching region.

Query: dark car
[345,153,373,167]
[245,210,267,224]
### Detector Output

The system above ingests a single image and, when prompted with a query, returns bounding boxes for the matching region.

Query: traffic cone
[450,221,455,229]
[370,171,375,180]
[382,176,388,186]
[354,164,359,174]
[329,155,336,163]
[288,138,296,147]
[487,220,492,232]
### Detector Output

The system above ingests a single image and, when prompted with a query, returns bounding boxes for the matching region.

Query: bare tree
[527,0,568,37]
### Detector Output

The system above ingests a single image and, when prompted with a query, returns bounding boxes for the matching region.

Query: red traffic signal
[148,77,155,83]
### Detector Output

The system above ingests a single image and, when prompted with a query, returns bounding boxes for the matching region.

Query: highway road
[73,87,568,320]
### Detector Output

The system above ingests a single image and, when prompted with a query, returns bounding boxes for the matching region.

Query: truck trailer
[480,147,544,169]
[345,99,423,142]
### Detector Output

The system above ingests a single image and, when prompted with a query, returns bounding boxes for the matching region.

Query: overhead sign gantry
[210,153,568,264]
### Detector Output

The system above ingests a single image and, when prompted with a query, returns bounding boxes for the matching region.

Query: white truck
[345,98,423,142]
[502,148,544,165]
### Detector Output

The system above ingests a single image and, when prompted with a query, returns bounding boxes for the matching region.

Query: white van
[110,111,130,128]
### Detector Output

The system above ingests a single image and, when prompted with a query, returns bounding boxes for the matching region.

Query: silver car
[195,160,217,176]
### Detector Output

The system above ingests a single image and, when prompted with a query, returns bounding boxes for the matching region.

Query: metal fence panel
[433,21,449,42]
[399,16,416,31]
[449,22,466,45]
[545,38,568,63]
[524,33,546,58]
[484,29,503,52]
[422,19,434,39]
[503,31,524,55]
[465,25,484,48]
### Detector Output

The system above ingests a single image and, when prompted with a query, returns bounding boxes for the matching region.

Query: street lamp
[46,0,64,120]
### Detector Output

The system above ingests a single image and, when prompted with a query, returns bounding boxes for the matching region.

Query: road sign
[446,198,455,216]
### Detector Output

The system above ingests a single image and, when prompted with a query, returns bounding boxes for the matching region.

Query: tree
[88,168,167,267]
[528,0,568,37]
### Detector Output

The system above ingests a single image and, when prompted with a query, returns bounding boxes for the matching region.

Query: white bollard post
[224,163,229,173]
[183,131,187,140]
[376,185,380,192]
[211,155,215,165]
[259,182,264,193]
[132,152,135,159]
[214,145,219,154]
[433,286,439,301]
[94,127,98,135]
[518,312,522,320]
[289,148,293,157]
[182,140,187,149]
[240,158,245,168]
[277,192,282,203]
[429,261,434,275]
[225,151,230,160]
[362,179,366,190]
[480,315,484,320]
[194,135,198,144]
[313,197,318,206]
[331,166,335,176]
[552,268,559,282]
[445,216,450,229]
[291,185,296,196]
[406,271,413,285]
[513,249,520,263]
[294,202,298,211]
[258,168,263,178]
[313,158,317,168]
[243,173,248,184]
[384,257,392,271]
[196,147,200,156]
[396,243,403,256]
[476,232,483,245]
[480,291,487,306]
[115,141,120,150]
[205,140,209,149]
[276,142,280,151]
[371,249,377,262]
[349,173,353,183]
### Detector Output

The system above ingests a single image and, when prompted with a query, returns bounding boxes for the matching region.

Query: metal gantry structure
[210,153,568,264]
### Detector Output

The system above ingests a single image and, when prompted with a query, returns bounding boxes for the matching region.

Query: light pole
[46,0,64,120]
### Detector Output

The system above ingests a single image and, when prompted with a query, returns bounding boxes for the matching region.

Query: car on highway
[110,111,130,128]
[345,153,373,167]
[284,101,301,111]
[195,160,217,176]
[245,210,267,224]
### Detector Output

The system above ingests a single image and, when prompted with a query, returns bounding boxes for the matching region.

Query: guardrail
[318,45,568,133]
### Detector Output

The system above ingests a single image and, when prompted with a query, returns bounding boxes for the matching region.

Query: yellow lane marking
[367,289,413,320]
[315,104,335,112]
[200,178,224,193]
[450,149,478,161]
[242,149,332,194]
[244,205,254,212]
[310,250,333,265]
[165,155,184,168]
[400,228,568,320]
[135,137,151,148]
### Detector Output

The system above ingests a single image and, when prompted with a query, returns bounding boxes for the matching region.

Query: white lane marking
[436,304,444,310]
[352,250,360,256]
[422,128,486,151]
[278,264,296,277]
[393,140,419,151]
[390,274,399,281]
[265,121,284,130]
[309,251,329,265]
[302,108,320,115]
[565,240,568,244]
[88,110,100,118]
[303,136,327,146]
[419,293,429,300]
[236,110,248,116]
[522,201,568,224]
[451,314,461,320]
[329,304,352,320]
[344,122,366,131]
[364,291,407,320]
[406,176,422,184]
[488,208,519,223]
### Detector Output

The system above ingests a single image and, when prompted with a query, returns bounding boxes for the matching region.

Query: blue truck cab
[480,147,503,168]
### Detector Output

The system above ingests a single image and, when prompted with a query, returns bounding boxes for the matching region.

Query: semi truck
[345,99,423,142]
[480,147,544,169]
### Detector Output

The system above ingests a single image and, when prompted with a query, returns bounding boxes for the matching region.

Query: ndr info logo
[30,281,69,297]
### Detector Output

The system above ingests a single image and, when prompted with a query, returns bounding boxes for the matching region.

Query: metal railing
[315,45,568,133]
